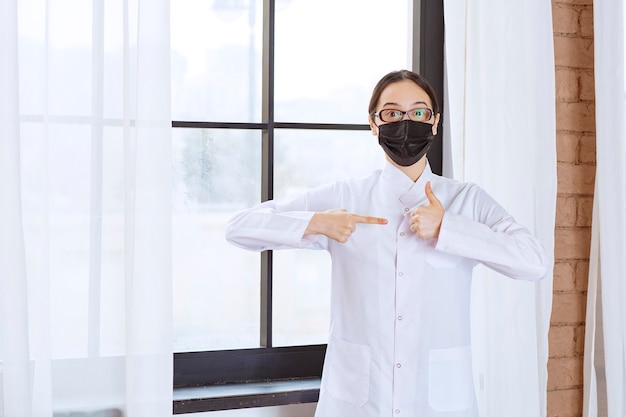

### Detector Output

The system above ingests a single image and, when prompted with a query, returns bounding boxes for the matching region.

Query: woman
[226,70,548,417]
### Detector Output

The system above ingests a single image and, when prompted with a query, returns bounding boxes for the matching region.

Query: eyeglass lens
[379,108,432,122]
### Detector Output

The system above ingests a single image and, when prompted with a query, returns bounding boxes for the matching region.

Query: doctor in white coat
[226,70,548,417]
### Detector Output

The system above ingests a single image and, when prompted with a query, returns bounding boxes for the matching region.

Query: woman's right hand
[305,209,388,243]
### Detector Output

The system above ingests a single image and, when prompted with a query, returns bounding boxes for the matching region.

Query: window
[171,0,444,412]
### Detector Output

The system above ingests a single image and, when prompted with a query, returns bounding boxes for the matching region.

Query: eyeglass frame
[371,107,434,125]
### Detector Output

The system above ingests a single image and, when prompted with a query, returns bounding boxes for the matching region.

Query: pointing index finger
[353,214,388,225]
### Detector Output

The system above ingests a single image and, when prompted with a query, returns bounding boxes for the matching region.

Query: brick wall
[549,0,595,416]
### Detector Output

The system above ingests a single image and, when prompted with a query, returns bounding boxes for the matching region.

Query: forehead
[378,79,431,108]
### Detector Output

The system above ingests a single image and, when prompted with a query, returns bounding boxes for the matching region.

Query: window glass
[172,128,262,352]
[272,250,331,347]
[274,0,412,124]
[171,0,412,352]
[170,0,263,122]
[272,129,385,346]
[274,129,385,198]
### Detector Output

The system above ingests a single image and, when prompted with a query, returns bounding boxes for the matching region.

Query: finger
[353,214,388,225]
[425,181,441,206]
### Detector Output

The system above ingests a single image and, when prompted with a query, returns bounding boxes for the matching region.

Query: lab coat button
[396,363,401,368]
[395,409,400,414]
[398,272,403,277]
[399,231,405,236]
[397,315,403,321]
[404,207,409,212]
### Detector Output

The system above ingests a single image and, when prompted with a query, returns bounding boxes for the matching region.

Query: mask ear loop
[369,113,380,136]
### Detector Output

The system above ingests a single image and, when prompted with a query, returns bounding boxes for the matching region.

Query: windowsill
[173,378,320,414]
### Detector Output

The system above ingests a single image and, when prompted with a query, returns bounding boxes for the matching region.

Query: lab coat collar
[381,159,433,209]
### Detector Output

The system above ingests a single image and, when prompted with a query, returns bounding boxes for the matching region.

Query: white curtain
[0,0,172,416]
[583,1,626,416]
[443,2,556,417]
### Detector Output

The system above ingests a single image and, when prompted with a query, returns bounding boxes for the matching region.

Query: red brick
[556,101,596,132]
[548,356,583,389]
[553,0,592,5]
[557,163,596,195]
[579,8,593,38]
[578,134,596,163]
[553,260,577,291]
[556,196,577,227]
[554,227,592,260]
[556,68,579,101]
[556,132,580,163]
[554,36,594,69]
[553,4,580,35]
[549,325,577,357]
[579,70,595,101]
[576,196,593,227]
[574,325,586,355]
[547,388,583,416]
[575,260,590,292]
[551,292,587,324]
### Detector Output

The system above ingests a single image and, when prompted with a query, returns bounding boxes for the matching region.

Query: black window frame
[172,0,444,413]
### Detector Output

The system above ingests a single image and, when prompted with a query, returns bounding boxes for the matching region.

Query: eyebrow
[381,100,430,108]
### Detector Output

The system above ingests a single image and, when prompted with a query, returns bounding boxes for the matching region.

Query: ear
[368,116,379,136]
[431,113,441,135]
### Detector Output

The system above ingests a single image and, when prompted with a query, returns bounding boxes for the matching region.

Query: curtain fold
[583,1,626,416]
[442,1,557,417]
[0,1,34,414]
[125,1,172,414]
[0,0,173,416]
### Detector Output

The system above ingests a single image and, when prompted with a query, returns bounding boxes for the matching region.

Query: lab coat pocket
[322,337,371,406]
[425,249,463,269]
[428,346,474,412]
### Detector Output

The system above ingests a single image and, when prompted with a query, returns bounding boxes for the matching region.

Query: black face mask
[377,120,435,167]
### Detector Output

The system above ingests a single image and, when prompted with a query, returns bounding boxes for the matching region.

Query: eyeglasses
[374,108,434,123]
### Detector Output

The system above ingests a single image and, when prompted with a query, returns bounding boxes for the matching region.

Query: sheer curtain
[443,2,556,417]
[583,1,626,416]
[0,0,172,416]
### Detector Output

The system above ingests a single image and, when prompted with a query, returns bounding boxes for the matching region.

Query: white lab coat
[226,161,548,417]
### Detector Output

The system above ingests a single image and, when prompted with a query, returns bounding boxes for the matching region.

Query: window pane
[272,129,385,346]
[272,250,331,347]
[170,0,263,122]
[274,129,385,199]
[172,128,262,352]
[274,0,412,124]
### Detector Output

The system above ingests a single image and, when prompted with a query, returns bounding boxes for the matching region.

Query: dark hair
[368,70,439,117]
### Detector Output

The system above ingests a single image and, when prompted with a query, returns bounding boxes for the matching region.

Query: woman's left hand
[409,181,444,239]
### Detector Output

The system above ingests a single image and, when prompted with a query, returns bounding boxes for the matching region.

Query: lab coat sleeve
[225,185,337,252]
[435,188,549,281]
